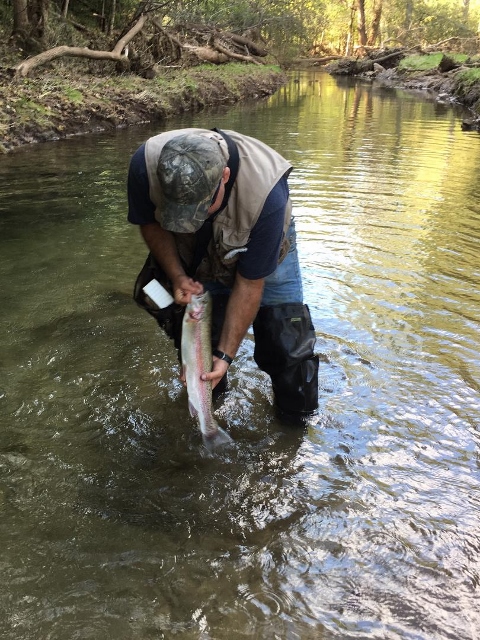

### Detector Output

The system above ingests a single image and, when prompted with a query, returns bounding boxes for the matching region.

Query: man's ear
[222,166,231,183]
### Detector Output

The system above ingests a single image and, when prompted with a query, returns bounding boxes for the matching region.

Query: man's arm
[140,222,202,305]
[202,272,264,388]
[201,179,289,387]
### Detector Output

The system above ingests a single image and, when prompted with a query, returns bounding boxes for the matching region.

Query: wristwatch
[212,349,233,366]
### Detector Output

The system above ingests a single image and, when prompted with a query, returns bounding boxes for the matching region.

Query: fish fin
[202,425,234,453]
[188,399,198,418]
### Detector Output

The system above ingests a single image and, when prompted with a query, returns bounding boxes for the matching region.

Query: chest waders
[253,303,319,425]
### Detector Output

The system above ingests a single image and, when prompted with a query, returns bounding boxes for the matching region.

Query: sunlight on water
[0,71,479,639]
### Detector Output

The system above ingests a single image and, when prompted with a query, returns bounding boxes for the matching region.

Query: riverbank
[3,51,479,154]
[0,63,287,153]
[324,51,480,129]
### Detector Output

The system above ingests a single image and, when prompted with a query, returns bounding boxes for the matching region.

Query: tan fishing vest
[145,128,292,286]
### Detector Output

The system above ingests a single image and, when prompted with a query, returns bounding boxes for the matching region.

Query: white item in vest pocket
[224,247,248,260]
[143,279,174,309]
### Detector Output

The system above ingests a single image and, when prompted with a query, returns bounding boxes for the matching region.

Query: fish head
[186,292,211,323]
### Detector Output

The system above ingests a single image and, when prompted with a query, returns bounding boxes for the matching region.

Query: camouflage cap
[156,133,227,233]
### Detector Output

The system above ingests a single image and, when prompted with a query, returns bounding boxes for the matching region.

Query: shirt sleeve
[237,176,289,280]
[127,144,156,225]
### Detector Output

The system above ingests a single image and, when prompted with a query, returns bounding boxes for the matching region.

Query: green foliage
[399,53,443,71]
[179,0,261,30]
[453,66,480,113]
[414,1,476,40]
[455,67,480,84]
[3,0,480,66]
[382,0,480,47]
[0,0,11,27]
[399,52,469,71]
[191,0,480,60]
[63,88,84,103]
[10,96,53,128]
[264,0,330,58]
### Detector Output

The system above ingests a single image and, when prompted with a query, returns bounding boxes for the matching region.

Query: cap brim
[159,192,211,233]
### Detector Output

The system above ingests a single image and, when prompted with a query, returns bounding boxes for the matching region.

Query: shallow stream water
[1,71,479,639]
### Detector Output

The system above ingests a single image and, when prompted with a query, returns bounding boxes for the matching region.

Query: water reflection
[0,71,480,639]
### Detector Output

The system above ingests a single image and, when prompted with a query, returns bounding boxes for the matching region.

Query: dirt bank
[0,64,287,153]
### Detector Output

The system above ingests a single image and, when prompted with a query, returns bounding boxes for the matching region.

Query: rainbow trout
[181,292,232,450]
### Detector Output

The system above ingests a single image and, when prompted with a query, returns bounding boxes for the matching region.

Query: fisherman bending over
[128,128,318,426]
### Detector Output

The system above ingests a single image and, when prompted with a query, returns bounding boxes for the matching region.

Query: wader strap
[212,128,240,207]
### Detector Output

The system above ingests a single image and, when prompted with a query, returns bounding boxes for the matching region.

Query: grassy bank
[0,63,287,153]
[383,52,480,120]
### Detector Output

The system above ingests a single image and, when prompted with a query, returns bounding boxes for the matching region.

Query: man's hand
[201,357,229,389]
[171,275,203,306]
[180,354,228,390]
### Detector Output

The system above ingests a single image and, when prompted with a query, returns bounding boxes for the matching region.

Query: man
[128,127,318,425]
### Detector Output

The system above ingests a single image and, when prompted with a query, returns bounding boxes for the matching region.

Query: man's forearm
[140,222,186,282]
[140,222,203,304]
[217,273,264,360]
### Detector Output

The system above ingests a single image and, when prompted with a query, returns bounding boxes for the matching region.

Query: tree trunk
[356,0,367,49]
[100,0,106,32]
[404,0,413,32]
[346,4,356,56]
[61,0,70,19]
[108,0,117,36]
[213,39,263,65]
[462,0,470,24]
[222,32,268,57]
[367,0,382,47]
[12,0,30,36]
[183,45,230,64]
[27,0,49,41]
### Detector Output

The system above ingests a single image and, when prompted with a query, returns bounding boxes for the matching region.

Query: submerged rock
[461,118,480,131]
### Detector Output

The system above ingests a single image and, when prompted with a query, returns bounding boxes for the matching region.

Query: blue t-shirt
[127,144,288,280]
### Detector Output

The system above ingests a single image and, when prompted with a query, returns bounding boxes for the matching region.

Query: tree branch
[15,13,148,76]
[213,38,263,65]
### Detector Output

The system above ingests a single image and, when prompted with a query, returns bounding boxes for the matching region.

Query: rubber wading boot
[253,303,319,426]
[271,355,319,426]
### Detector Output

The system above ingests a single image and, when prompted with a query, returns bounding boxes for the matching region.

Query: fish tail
[202,425,233,453]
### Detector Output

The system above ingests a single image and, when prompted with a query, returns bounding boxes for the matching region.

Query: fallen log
[222,32,268,57]
[14,13,147,77]
[182,44,229,64]
[213,39,263,65]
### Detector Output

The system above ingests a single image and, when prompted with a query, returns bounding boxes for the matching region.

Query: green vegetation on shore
[0,64,286,153]
[397,53,480,116]
[398,52,471,71]
[325,50,480,123]
[2,0,480,152]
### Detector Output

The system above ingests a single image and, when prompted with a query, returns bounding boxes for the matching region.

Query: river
[0,70,479,639]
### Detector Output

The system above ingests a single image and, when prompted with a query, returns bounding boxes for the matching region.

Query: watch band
[212,349,233,366]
